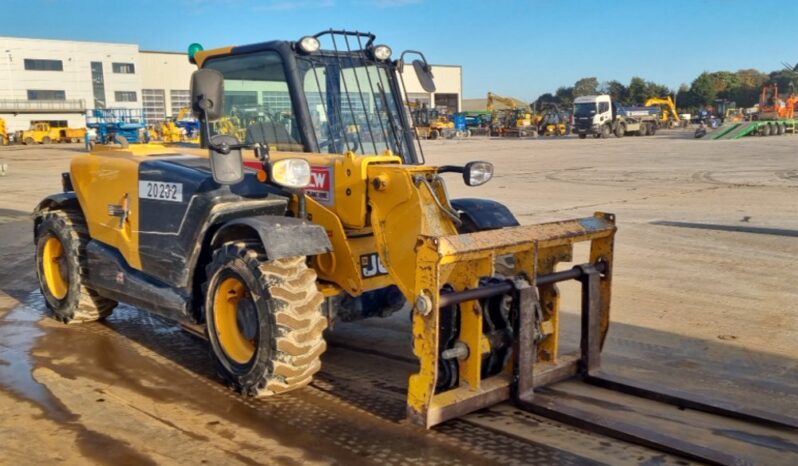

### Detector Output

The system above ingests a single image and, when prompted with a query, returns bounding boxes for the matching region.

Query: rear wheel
[578,134,587,139]
[35,210,117,323]
[42,136,51,144]
[429,129,439,140]
[649,124,657,135]
[638,124,648,136]
[614,124,625,138]
[204,242,326,396]
[24,137,35,145]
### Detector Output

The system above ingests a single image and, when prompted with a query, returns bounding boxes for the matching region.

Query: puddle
[0,291,75,422]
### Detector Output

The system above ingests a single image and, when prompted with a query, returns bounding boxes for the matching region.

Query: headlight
[373,44,392,61]
[270,158,311,189]
[298,36,320,53]
[463,161,493,187]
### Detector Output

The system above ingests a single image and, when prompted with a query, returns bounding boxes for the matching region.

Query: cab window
[204,51,303,152]
[598,102,610,114]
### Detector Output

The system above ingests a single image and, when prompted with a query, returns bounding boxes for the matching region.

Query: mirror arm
[437,165,464,174]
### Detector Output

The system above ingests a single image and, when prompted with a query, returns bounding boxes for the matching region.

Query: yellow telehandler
[32,32,795,462]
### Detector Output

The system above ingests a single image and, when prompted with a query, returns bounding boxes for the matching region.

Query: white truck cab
[573,95,612,138]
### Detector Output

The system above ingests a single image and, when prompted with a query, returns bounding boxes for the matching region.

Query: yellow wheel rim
[213,277,256,364]
[43,236,68,300]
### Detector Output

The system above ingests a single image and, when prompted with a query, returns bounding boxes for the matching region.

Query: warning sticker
[306,166,334,205]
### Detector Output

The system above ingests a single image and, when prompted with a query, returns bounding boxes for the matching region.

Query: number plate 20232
[139,181,183,202]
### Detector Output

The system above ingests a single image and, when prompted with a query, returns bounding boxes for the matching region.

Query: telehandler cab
[33,30,619,429]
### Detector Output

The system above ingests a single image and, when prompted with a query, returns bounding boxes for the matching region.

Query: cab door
[70,153,142,270]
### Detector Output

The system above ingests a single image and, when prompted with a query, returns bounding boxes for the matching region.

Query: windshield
[297,53,410,157]
[574,102,596,116]
[204,51,303,152]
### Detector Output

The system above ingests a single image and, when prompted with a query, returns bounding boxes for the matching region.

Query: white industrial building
[0,35,462,132]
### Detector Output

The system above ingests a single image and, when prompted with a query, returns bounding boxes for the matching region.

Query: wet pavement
[2,137,798,464]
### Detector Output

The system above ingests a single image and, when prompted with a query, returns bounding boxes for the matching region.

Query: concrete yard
[1,132,797,464]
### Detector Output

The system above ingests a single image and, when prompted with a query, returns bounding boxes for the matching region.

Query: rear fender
[32,192,79,236]
[210,215,332,260]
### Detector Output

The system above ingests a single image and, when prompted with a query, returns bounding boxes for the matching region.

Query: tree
[627,77,647,104]
[689,72,717,106]
[554,86,575,107]
[573,77,599,97]
[599,80,627,102]
[644,81,671,100]
[533,92,557,109]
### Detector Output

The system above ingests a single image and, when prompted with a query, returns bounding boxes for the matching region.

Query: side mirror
[190,69,224,121]
[413,60,436,93]
[208,134,244,185]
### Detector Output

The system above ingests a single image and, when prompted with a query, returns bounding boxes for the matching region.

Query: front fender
[451,198,520,232]
[211,215,332,260]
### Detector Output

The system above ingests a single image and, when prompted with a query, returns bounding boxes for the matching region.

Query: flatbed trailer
[712,119,797,139]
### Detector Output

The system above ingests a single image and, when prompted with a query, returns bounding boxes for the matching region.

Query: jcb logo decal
[360,253,388,278]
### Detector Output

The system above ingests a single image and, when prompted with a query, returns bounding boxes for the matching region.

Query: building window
[24,59,63,71]
[32,120,68,127]
[112,62,135,74]
[27,90,66,100]
[91,62,106,108]
[142,89,166,122]
[115,91,137,102]
[169,90,191,117]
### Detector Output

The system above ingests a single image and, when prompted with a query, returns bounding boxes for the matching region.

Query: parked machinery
[536,102,570,136]
[0,118,7,145]
[573,95,660,138]
[86,108,148,146]
[644,96,682,128]
[411,102,455,139]
[486,92,539,137]
[15,122,86,145]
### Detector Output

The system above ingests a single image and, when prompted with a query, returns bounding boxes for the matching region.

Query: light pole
[5,50,13,99]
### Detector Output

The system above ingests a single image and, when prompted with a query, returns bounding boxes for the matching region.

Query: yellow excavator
[644,96,681,128]
[487,92,540,137]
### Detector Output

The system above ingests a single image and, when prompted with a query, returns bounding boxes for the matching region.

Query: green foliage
[534,65,798,113]
[573,77,599,97]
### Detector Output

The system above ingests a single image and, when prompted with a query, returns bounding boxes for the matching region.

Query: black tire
[34,210,117,323]
[24,137,35,145]
[42,136,52,144]
[114,134,129,147]
[649,124,657,136]
[429,129,439,140]
[777,124,785,136]
[593,133,601,138]
[578,134,587,139]
[614,124,625,138]
[600,124,611,139]
[638,124,648,136]
[203,242,326,396]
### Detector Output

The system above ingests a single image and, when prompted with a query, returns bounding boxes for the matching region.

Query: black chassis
[34,159,331,324]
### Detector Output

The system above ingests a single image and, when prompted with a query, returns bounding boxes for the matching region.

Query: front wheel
[578,133,587,139]
[204,242,327,396]
[614,124,625,138]
[600,124,611,138]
